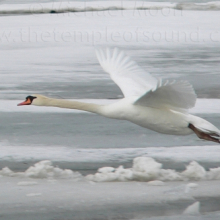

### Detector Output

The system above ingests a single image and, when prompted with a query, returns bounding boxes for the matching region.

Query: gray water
[1,112,220,148]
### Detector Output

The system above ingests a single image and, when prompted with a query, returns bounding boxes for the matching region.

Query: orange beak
[17,98,31,106]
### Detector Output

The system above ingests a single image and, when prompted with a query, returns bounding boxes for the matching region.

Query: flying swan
[18,48,220,143]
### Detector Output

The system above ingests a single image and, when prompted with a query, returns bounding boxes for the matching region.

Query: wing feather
[134,80,197,110]
[96,47,158,97]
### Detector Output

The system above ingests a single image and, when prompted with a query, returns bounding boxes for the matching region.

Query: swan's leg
[188,123,220,143]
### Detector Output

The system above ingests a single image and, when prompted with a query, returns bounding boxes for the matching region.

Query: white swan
[18,48,220,143]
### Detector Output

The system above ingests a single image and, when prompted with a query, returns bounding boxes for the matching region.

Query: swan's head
[17,94,49,106]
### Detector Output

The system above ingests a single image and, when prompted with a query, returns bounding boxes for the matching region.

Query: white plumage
[96,47,196,111]
[96,47,158,97]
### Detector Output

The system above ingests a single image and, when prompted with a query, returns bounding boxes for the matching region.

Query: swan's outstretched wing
[134,79,197,110]
[96,47,158,97]
[96,47,197,110]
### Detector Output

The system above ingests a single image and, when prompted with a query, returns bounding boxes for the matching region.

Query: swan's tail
[188,115,220,143]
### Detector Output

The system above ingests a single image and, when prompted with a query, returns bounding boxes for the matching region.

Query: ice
[132,157,162,181]
[207,167,220,180]
[87,165,133,182]
[182,201,200,215]
[25,160,82,179]
[115,165,133,181]
[181,161,206,181]
[0,160,82,179]
[86,156,220,182]
[0,157,219,219]
[159,169,182,181]
[0,175,219,220]
[0,167,15,176]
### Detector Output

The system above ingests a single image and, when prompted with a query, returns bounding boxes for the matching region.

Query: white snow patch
[0,160,82,180]
[207,167,220,180]
[132,157,162,181]
[86,157,220,182]
[2,156,220,182]
[0,167,15,177]
[183,201,200,215]
[159,169,182,181]
[181,161,206,181]
[86,165,133,182]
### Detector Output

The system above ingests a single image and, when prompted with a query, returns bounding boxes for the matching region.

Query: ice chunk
[181,161,206,180]
[183,201,200,215]
[207,167,220,180]
[88,172,118,182]
[0,160,82,180]
[86,165,133,182]
[0,167,14,177]
[132,157,162,181]
[115,166,133,181]
[86,157,220,182]
[159,169,182,181]
[25,160,82,179]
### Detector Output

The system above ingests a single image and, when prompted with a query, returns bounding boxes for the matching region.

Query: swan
[18,47,220,143]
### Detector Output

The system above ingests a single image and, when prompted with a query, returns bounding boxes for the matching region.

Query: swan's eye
[25,96,37,102]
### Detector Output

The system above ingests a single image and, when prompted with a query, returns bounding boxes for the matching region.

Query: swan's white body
[101,98,193,135]
[18,48,220,143]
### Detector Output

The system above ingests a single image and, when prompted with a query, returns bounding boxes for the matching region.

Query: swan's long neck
[38,98,103,114]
